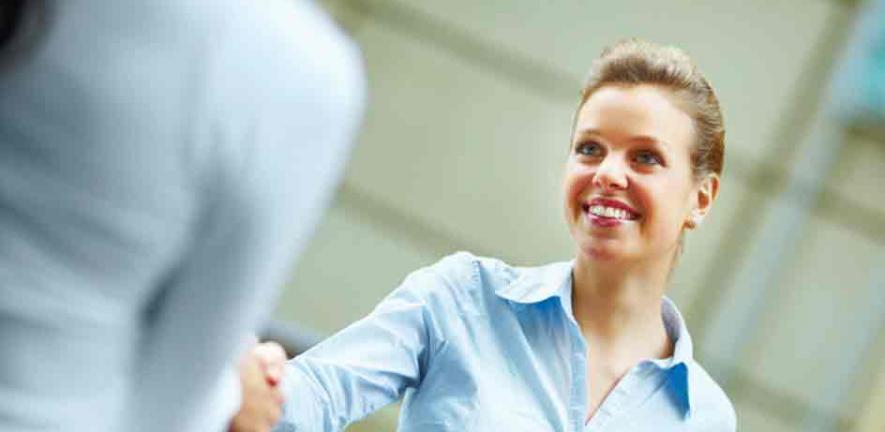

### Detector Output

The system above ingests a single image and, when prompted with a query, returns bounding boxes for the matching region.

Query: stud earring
[686,213,702,229]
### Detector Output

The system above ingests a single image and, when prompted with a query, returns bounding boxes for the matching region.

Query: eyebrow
[574,128,671,151]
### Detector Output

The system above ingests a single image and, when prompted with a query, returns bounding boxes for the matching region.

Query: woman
[276,39,735,431]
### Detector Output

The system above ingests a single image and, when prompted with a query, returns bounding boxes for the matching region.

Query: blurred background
[267,0,885,430]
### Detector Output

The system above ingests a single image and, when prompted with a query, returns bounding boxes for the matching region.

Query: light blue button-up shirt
[278,252,735,431]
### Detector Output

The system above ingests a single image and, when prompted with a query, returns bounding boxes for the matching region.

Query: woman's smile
[582,197,641,228]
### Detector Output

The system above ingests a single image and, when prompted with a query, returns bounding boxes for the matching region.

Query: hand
[229,341,289,432]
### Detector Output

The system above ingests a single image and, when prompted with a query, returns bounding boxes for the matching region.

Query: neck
[570,251,673,360]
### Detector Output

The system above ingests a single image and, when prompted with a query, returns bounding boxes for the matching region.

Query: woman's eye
[575,141,602,157]
[634,151,663,166]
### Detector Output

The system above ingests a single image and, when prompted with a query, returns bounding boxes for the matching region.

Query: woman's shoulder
[429,250,514,277]
[405,251,568,307]
[431,251,566,276]
[406,251,511,297]
[420,250,546,291]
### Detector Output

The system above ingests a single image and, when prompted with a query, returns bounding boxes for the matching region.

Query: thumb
[253,341,288,385]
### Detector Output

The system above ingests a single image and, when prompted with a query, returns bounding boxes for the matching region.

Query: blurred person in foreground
[0,1,363,431]
[276,39,736,431]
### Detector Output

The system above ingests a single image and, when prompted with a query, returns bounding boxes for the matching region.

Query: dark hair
[0,0,28,48]
[0,0,50,67]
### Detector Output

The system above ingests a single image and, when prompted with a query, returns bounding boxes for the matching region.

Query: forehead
[574,85,695,149]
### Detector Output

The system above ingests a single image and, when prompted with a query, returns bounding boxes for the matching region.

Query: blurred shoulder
[154,0,364,129]
[221,0,363,92]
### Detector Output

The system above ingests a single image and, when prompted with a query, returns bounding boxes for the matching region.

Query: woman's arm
[276,267,449,432]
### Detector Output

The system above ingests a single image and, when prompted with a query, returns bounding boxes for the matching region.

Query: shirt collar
[494,261,698,418]
[659,296,696,418]
[661,297,694,367]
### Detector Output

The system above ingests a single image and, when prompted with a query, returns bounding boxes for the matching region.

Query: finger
[269,384,286,405]
[254,341,287,365]
[267,404,282,428]
[254,342,287,384]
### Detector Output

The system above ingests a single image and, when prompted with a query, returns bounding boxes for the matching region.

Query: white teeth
[587,205,632,220]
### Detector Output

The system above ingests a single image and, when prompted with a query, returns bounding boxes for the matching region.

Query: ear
[687,173,720,229]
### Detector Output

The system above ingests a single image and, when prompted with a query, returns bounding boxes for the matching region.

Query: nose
[593,156,628,191]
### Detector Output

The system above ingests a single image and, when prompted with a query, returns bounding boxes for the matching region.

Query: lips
[581,197,641,221]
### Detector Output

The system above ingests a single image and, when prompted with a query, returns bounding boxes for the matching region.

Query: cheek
[563,164,595,207]
[644,181,693,231]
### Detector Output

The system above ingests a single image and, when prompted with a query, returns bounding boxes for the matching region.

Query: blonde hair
[575,38,725,180]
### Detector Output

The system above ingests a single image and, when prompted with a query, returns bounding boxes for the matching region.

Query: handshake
[229,341,289,432]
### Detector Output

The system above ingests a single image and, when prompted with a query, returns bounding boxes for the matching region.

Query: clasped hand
[229,341,288,432]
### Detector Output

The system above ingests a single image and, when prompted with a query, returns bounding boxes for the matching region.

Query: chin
[578,241,625,262]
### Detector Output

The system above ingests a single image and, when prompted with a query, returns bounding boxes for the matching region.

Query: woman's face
[563,84,717,263]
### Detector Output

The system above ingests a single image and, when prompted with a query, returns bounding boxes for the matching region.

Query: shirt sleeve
[276,265,451,432]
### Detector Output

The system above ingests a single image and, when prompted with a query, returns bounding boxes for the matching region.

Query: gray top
[0,0,364,430]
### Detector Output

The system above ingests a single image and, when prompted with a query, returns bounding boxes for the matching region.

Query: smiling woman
[277,39,735,432]
[566,40,723,267]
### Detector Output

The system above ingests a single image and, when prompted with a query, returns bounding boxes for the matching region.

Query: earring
[686,213,701,229]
